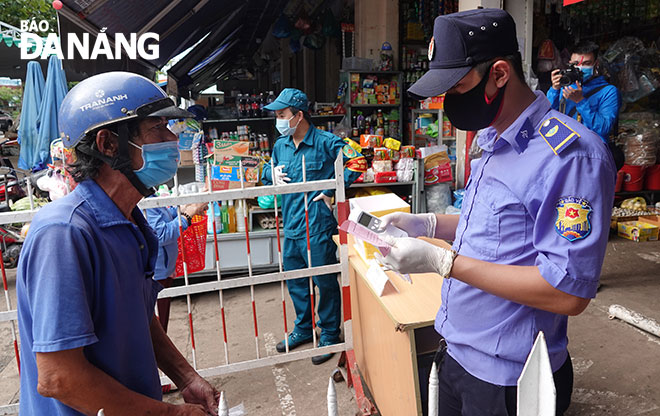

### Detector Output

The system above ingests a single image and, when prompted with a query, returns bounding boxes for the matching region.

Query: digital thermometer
[356,211,408,238]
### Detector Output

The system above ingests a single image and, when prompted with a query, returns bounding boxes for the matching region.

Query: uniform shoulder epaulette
[538,117,580,155]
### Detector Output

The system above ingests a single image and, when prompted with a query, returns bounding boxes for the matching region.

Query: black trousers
[438,352,573,416]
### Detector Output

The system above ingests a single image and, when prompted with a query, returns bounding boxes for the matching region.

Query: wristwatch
[181,212,193,225]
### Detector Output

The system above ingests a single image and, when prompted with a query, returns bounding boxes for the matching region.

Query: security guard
[261,88,366,365]
[376,9,615,415]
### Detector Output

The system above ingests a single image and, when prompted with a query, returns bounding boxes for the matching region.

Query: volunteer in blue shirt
[16,72,219,416]
[546,41,621,145]
[146,191,207,333]
[261,88,366,365]
[376,9,615,415]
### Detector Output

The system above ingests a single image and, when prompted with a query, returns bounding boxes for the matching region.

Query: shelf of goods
[187,163,425,277]
[201,114,346,160]
[339,71,405,143]
[411,108,457,182]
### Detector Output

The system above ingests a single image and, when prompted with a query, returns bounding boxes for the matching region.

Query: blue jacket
[262,125,365,239]
[546,76,621,143]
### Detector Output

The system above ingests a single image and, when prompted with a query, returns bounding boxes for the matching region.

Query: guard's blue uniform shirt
[261,125,363,238]
[546,76,621,143]
[17,180,163,415]
[438,91,616,386]
[146,204,189,280]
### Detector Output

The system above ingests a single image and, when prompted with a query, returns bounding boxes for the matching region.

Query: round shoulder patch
[342,144,358,159]
[555,196,592,242]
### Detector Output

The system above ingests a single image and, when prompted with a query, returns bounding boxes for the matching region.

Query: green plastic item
[257,194,282,209]
[426,120,439,138]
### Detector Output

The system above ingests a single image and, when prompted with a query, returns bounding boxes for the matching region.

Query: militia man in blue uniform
[261,88,366,365]
[376,9,615,415]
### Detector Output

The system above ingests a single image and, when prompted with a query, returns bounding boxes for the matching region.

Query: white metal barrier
[0,153,353,414]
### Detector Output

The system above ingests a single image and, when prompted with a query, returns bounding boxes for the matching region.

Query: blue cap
[264,88,309,112]
[408,8,519,98]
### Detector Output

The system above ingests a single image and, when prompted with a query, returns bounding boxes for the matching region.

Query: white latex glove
[273,165,291,186]
[313,192,333,210]
[379,212,437,238]
[374,237,456,278]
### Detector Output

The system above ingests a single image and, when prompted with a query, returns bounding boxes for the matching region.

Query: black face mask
[444,65,507,131]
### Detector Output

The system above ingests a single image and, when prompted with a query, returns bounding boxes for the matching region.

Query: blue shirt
[146,204,189,280]
[17,180,163,415]
[261,125,364,239]
[546,76,621,143]
[438,92,616,386]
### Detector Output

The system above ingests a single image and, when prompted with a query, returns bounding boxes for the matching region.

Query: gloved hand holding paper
[374,236,457,279]
[338,220,412,284]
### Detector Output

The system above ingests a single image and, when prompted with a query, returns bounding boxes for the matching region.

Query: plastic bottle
[220,201,229,233]
[227,200,237,233]
[214,202,223,234]
[236,200,246,232]
[207,202,215,234]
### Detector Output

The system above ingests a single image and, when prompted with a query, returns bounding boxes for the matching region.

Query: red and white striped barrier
[0,153,352,413]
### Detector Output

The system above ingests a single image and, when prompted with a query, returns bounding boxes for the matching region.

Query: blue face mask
[276,114,301,136]
[129,141,180,189]
[577,65,594,80]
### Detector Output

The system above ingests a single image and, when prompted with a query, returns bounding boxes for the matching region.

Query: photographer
[546,41,621,146]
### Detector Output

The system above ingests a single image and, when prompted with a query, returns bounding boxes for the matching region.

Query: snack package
[374,171,398,183]
[363,168,375,182]
[373,147,389,161]
[400,145,416,158]
[372,160,393,173]
[388,148,401,162]
[360,134,383,148]
[423,149,453,184]
[383,137,401,151]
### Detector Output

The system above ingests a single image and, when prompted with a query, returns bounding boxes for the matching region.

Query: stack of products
[347,135,416,184]
[208,126,272,158]
[349,73,400,105]
[617,112,660,191]
[207,199,249,234]
[235,91,276,118]
[350,109,400,139]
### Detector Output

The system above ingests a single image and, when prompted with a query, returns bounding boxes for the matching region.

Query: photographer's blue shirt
[546,75,621,143]
[17,180,162,415]
[438,92,616,386]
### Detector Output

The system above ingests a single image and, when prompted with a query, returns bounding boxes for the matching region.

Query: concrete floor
[0,235,659,415]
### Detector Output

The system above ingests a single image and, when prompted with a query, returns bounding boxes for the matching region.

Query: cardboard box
[639,215,660,228]
[180,149,194,166]
[213,140,249,162]
[349,193,410,261]
[211,139,259,190]
[617,221,659,242]
[209,158,259,191]
[610,215,638,230]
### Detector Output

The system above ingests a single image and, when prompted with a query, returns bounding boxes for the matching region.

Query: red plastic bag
[175,215,207,277]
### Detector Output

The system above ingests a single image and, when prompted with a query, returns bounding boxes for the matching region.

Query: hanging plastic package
[272,13,292,38]
[257,194,282,209]
[303,33,325,50]
[322,8,340,38]
[289,36,302,53]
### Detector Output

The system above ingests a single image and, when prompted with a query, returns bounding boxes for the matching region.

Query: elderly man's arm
[36,349,205,415]
[150,315,220,414]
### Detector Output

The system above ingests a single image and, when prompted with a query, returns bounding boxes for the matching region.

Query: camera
[559,64,583,87]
